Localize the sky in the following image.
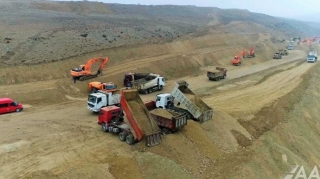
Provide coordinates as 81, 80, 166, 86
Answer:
55, 0, 320, 21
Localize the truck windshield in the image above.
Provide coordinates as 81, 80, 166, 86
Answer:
12, 101, 18, 106
156, 96, 161, 101
307, 55, 314, 58
88, 95, 96, 103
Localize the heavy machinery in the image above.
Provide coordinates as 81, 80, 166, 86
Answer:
124, 73, 166, 94
98, 89, 162, 147
144, 100, 187, 134
87, 90, 121, 112
273, 52, 282, 59
231, 50, 246, 66
245, 47, 255, 58
307, 51, 318, 63
207, 67, 227, 81
278, 49, 288, 56
99, 89, 161, 146
154, 80, 213, 123
88, 81, 117, 93
70, 57, 108, 82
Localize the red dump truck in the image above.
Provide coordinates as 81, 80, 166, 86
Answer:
144, 100, 187, 134
207, 67, 227, 81
98, 89, 162, 147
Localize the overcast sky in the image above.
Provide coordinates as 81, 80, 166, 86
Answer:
55, 0, 320, 21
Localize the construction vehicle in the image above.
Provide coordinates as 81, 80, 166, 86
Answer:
144, 100, 187, 134
307, 51, 318, 63
124, 73, 166, 94
278, 49, 288, 56
231, 50, 246, 66
88, 81, 117, 93
154, 80, 213, 123
273, 52, 282, 59
99, 89, 161, 146
207, 67, 227, 81
287, 44, 294, 50
98, 98, 161, 146
245, 47, 255, 58
70, 57, 108, 82
87, 90, 121, 112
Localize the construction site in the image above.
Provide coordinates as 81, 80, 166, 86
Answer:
1, 1, 320, 179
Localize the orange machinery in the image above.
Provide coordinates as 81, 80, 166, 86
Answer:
88, 81, 117, 93
70, 57, 108, 82
231, 50, 246, 66
246, 47, 255, 58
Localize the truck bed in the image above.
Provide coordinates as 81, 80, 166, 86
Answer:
127, 100, 160, 132
172, 80, 213, 123
149, 108, 175, 119
122, 89, 160, 133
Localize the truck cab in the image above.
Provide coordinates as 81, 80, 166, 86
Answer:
87, 91, 121, 112
155, 93, 175, 109
98, 106, 123, 125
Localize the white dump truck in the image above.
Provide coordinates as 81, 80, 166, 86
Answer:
154, 80, 213, 123
87, 90, 121, 112
307, 51, 318, 63
124, 72, 165, 94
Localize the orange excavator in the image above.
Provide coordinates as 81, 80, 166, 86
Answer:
70, 57, 108, 83
245, 47, 255, 58
231, 50, 246, 66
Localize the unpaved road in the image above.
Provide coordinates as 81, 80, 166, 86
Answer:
0, 47, 314, 179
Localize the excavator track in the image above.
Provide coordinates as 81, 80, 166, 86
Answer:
78, 75, 99, 81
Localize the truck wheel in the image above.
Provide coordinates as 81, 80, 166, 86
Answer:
102, 123, 108, 133
15, 108, 21, 112
119, 132, 127, 141
158, 86, 163, 91
126, 134, 135, 145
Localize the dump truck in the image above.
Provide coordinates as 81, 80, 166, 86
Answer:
144, 100, 187, 134
120, 89, 161, 146
88, 81, 117, 93
278, 49, 288, 56
273, 52, 282, 59
87, 90, 121, 112
98, 102, 161, 147
124, 73, 165, 94
307, 51, 318, 63
154, 80, 213, 123
207, 67, 227, 81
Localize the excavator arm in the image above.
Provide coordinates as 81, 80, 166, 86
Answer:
83, 57, 109, 74
70, 57, 109, 82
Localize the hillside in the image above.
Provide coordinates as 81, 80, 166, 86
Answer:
0, 1, 320, 179
0, 0, 319, 66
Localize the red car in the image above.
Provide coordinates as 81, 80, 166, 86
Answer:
0, 98, 23, 114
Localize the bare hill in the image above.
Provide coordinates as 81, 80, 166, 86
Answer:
0, 0, 319, 66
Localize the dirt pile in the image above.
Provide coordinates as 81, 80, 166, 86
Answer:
127, 100, 159, 133
149, 109, 174, 119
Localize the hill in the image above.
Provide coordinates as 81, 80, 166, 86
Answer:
0, 0, 319, 66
